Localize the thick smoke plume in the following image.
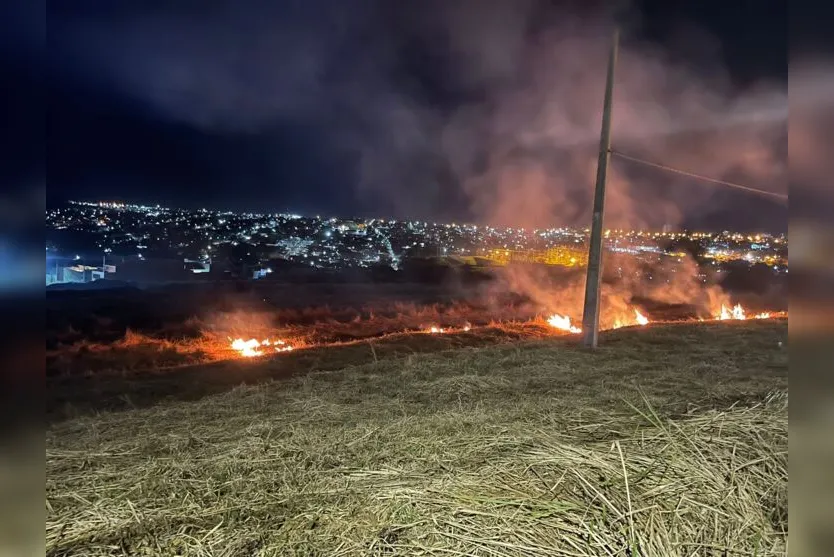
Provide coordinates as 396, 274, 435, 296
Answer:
789, 60, 834, 211
484, 252, 734, 328
59, 0, 790, 229
57, 0, 796, 320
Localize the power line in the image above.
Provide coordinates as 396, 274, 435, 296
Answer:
609, 149, 788, 202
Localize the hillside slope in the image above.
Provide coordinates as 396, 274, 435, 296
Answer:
47, 320, 788, 556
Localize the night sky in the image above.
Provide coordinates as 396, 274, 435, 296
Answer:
10, 0, 824, 231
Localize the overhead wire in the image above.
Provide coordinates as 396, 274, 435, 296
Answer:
609, 149, 788, 202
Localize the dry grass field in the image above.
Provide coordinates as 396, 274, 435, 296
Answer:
46, 319, 787, 556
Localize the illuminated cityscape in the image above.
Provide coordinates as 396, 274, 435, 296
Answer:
45, 200, 787, 284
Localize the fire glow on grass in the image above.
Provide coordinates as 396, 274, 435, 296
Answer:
547, 313, 582, 334
545, 304, 780, 335
428, 324, 472, 334
717, 304, 774, 321
230, 338, 294, 358
612, 309, 650, 329
549, 308, 649, 334
225, 306, 783, 358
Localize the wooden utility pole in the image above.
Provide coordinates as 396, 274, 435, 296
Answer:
581, 29, 619, 349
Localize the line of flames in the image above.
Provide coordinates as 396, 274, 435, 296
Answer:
546, 304, 776, 334
228, 304, 780, 357
428, 324, 472, 334
718, 303, 772, 321
229, 337, 295, 358
546, 308, 649, 334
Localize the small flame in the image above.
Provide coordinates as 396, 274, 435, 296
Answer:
427, 323, 471, 334
230, 338, 264, 357
718, 304, 747, 320
230, 337, 294, 357
611, 309, 649, 329
547, 314, 582, 334
273, 339, 294, 353
716, 304, 778, 321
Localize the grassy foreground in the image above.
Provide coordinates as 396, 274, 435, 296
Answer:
46, 320, 787, 556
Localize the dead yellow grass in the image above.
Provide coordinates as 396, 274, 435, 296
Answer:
46, 316, 559, 379
46, 320, 787, 555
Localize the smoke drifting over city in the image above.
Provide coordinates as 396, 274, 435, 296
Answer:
53, 0, 793, 231
790, 60, 834, 210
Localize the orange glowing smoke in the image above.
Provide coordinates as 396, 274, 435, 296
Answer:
230, 338, 294, 357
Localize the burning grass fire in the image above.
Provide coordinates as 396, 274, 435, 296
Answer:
427, 323, 472, 334
547, 308, 649, 334
546, 313, 582, 334
613, 309, 650, 329
220, 304, 783, 359
229, 338, 295, 358
543, 304, 780, 335
717, 304, 773, 321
